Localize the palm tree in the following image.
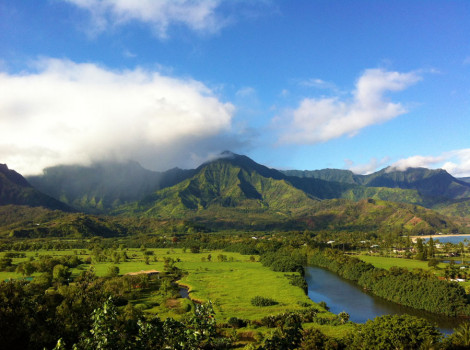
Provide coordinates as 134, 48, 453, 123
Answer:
454, 322, 470, 347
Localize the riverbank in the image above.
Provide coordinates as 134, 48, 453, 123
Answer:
305, 266, 463, 333
308, 249, 470, 318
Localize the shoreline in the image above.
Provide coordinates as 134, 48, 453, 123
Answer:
411, 234, 470, 241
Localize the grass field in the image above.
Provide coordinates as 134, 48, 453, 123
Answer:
1, 248, 321, 322
356, 255, 447, 271
356, 254, 470, 292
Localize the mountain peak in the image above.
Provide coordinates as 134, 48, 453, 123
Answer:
0, 163, 31, 188
220, 150, 238, 158
0, 164, 72, 211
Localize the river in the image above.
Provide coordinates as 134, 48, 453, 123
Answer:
305, 266, 465, 334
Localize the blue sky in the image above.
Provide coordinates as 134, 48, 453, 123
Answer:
1, 1, 470, 176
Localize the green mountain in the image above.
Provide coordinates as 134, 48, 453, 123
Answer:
359, 167, 470, 199
26, 153, 470, 217
0, 156, 461, 236
296, 198, 459, 236
282, 167, 470, 200
112, 153, 458, 235
130, 152, 319, 217
27, 161, 195, 212
0, 204, 167, 238
0, 164, 71, 211
283, 168, 358, 184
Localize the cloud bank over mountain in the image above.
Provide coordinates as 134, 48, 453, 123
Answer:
0, 58, 235, 174
391, 149, 470, 177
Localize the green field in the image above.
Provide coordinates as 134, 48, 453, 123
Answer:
356, 255, 447, 271
357, 254, 470, 291
2, 248, 323, 322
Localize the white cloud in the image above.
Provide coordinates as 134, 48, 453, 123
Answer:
0, 58, 235, 174
390, 155, 446, 171
64, 0, 226, 38
390, 149, 470, 177
345, 156, 390, 175
300, 78, 337, 91
276, 69, 421, 144
235, 86, 256, 97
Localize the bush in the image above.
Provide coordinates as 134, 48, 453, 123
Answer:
251, 296, 278, 307
227, 317, 247, 328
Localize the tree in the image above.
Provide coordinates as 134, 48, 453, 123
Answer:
76, 297, 121, 350
53, 264, 71, 284
106, 265, 120, 278
415, 238, 427, 261
349, 314, 442, 350
428, 237, 435, 258
261, 313, 303, 350
338, 311, 349, 324
428, 258, 439, 269
447, 322, 470, 348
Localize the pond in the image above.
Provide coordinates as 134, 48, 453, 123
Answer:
305, 266, 465, 334
179, 286, 189, 299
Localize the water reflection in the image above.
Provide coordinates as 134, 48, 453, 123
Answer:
305, 266, 464, 334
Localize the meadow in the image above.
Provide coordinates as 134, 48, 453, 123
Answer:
357, 254, 447, 271
1, 247, 322, 322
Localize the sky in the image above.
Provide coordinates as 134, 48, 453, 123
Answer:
1, 1, 470, 177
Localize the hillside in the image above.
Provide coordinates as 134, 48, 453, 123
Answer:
129, 153, 319, 217
27, 161, 195, 212
0, 164, 72, 211
283, 168, 359, 184
109, 153, 459, 235
282, 167, 470, 200
0, 156, 463, 236
296, 198, 458, 236
0, 204, 174, 238
360, 167, 470, 199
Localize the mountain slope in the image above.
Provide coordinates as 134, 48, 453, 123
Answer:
27, 161, 195, 212
296, 198, 458, 235
359, 167, 470, 199
113, 153, 459, 236
282, 167, 470, 201
0, 164, 72, 211
132, 154, 319, 217
283, 169, 359, 184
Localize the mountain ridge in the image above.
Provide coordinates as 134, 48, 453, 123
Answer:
0, 163, 72, 211
13, 152, 470, 219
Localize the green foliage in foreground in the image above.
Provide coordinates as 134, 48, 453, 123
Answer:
347, 314, 442, 350
53, 299, 228, 350
309, 249, 470, 317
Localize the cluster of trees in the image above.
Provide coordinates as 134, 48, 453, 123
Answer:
309, 249, 470, 316
0, 262, 188, 350
53, 299, 232, 350
260, 248, 306, 275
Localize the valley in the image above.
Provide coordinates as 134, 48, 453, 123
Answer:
3, 153, 470, 348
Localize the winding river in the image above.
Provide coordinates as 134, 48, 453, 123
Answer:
305, 266, 465, 334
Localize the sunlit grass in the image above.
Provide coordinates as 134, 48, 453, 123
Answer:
2, 248, 319, 322
357, 255, 446, 271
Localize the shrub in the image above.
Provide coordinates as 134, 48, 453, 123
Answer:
251, 296, 278, 307
227, 317, 247, 328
